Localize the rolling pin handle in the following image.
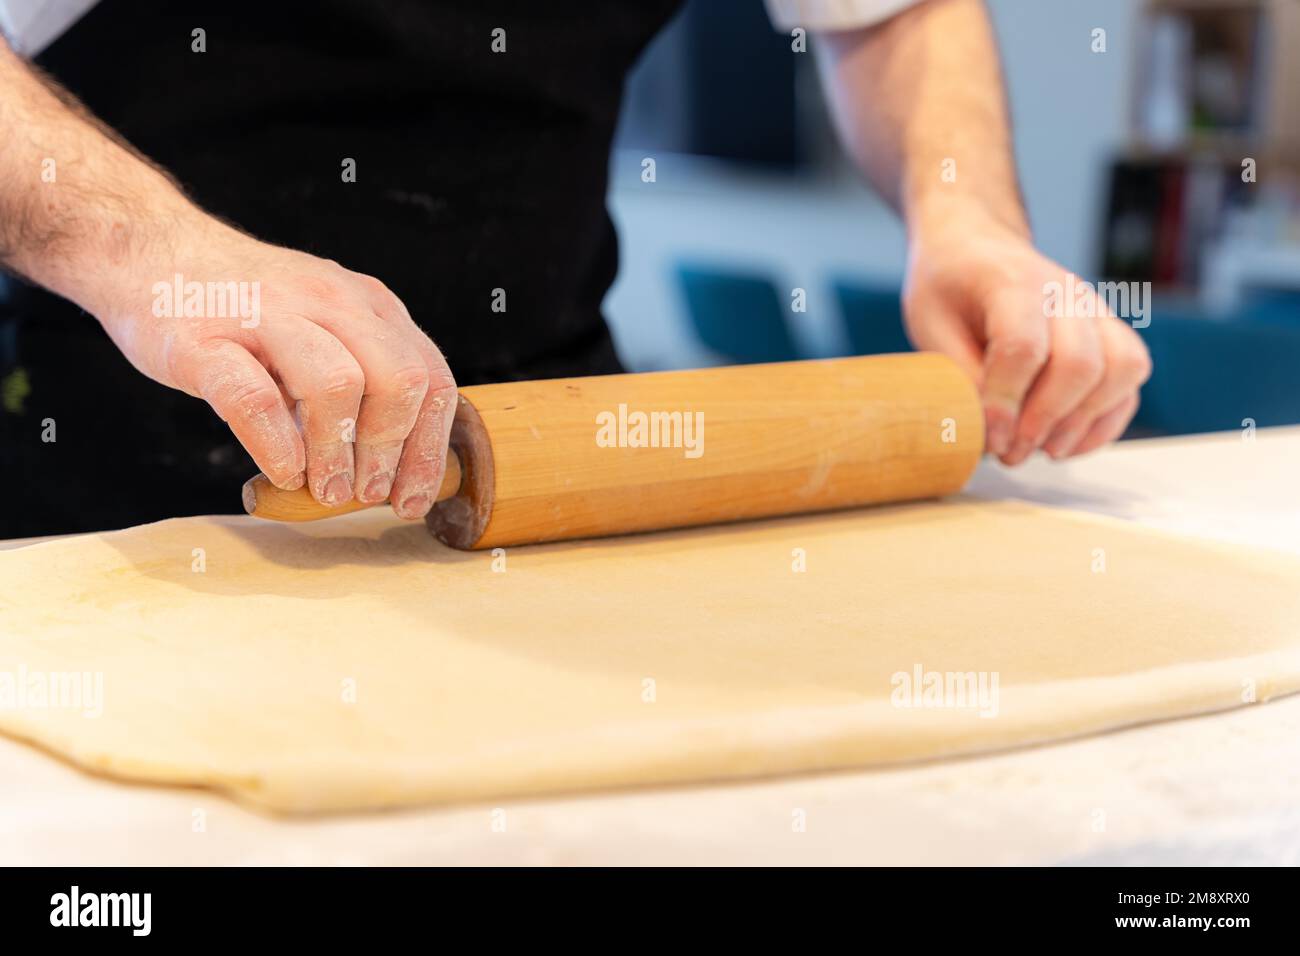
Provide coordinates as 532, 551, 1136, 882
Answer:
242, 449, 464, 522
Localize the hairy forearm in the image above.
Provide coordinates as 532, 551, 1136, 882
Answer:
0, 37, 210, 316
814, 0, 1030, 240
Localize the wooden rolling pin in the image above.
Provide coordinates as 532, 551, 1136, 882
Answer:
243, 353, 983, 550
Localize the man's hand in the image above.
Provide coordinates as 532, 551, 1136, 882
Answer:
812, 0, 1150, 464
0, 36, 455, 518
904, 209, 1150, 465
100, 217, 458, 518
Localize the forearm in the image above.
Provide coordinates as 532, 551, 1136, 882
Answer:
0, 36, 211, 316
811, 0, 1150, 465
814, 0, 1029, 240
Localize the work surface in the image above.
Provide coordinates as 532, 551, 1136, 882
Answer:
4, 428, 1300, 864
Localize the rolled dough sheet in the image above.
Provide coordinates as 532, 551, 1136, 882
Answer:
2, 499, 1299, 814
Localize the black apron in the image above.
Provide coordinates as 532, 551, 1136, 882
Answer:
0, 0, 683, 536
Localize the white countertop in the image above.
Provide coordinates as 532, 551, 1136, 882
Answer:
4, 427, 1299, 865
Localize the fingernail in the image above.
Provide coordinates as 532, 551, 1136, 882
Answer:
282, 472, 305, 491
986, 420, 1012, 457
398, 493, 431, 518
1044, 433, 1078, 460
323, 474, 351, 506
363, 474, 393, 502
1006, 437, 1035, 463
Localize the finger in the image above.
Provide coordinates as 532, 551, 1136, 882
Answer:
1001, 309, 1104, 466
389, 345, 458, 520
1068, 393, 1140, 458
905, 299, 985, 388
1043, 319, 1152, 459
179, 340, 305, 489
312, 312, 430, 504
258, 318, 365, 507
979, 288, 1050, 457
342, 275, 456, 517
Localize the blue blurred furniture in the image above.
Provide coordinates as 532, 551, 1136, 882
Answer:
831, 278, 1300, 437
1134, 305, 1300, 435
676, 265, 800, 363
1237, 288, 1300, 329
675, 263, 1300, 437
833, 279, 913, 355
676, 267, 914, 363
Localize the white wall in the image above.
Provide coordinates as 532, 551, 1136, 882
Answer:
987, 0, 1138, 269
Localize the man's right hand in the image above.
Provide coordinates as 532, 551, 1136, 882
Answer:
99, 217, 458, 520
0, 37, 456, 520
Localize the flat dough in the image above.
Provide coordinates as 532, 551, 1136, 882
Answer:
2, 499, 1299, 814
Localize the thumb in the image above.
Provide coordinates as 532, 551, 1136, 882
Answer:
905, 297, 985, 389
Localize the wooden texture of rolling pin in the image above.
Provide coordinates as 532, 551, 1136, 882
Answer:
242, 353, 983, 549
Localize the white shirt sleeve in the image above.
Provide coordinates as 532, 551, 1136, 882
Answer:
763, 0, 928, 32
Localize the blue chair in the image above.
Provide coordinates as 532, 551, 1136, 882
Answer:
676, 265, 800, 363
832, 279, 912, 356
1135, 308, 1300, 435
832, 282, 1300, 437
1238, 288, 1300, 329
